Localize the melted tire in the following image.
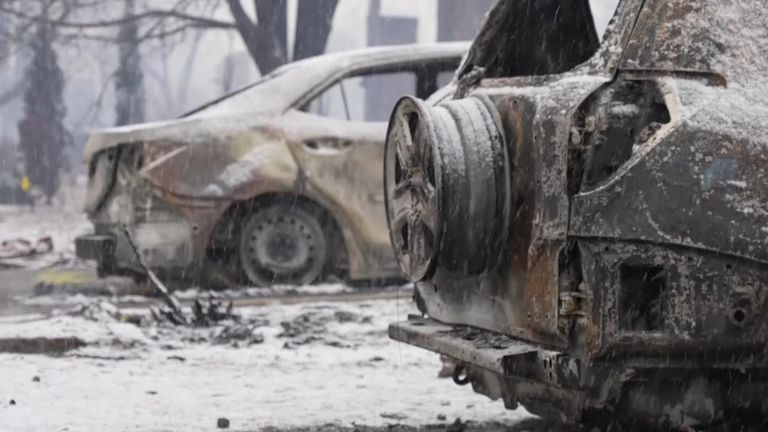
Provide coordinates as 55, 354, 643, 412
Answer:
238, 203, 329, 287
384, 95, 510, 281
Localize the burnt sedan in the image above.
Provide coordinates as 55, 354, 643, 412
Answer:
76, 43, 466, 287
386, 0, 768, 429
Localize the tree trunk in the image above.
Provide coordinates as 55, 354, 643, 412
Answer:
226, 0, 287, 75
17, 13, 69, 201
115, 0, 146, 126
293, 0, 338, 61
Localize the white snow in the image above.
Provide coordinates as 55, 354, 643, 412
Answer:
0, 316, 144, 345
0, 176, 92, 270
173, 282, 367, 300
0, 295, 533, 431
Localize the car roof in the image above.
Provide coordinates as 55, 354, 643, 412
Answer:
185, 41, 470, 118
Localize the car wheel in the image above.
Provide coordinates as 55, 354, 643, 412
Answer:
238, 203, 329, 286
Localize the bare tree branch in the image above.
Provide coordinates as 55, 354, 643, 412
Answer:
225, 0, 286, 74
0, 5, 235, 30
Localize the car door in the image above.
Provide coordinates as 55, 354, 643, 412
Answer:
285, 61, 459, 275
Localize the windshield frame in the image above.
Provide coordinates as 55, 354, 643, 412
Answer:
458, 0, 642, 82
180, 64, 299, 118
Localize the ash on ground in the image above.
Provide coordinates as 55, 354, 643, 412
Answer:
0, 291, 530, 431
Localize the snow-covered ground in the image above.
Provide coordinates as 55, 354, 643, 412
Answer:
0, 295, 533, 432
0, 176, 92, 270
0, 178, 531, 431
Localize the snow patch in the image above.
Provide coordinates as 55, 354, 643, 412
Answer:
0, 296, 532, 431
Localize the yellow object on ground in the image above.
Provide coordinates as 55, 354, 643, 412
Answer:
34, 269, 98, 286
20, 176, 31, 193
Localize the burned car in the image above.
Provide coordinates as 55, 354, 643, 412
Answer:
76, 43, 467, 286
386, 0, 768, 428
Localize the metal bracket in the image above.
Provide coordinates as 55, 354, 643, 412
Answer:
559, 291, 587, 317
389, 316, 540, 375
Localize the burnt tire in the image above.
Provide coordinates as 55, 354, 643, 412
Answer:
238, 203, 330, 287
384, 95, 510, 281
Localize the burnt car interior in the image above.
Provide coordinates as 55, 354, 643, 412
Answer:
574, 78, 671, 191
302, 61, 459, 122
464, 0, 601, 79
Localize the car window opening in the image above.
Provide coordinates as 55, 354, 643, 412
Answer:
306, 71, 418, 122
466, 0, 621, 79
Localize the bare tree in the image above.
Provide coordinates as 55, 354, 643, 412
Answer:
226, 0, 287, 75
0, 0, 339, 75
17, 10, 70, 202
294, 0, 338, 61
225, 0, 338, 74
115, 0, 145, 125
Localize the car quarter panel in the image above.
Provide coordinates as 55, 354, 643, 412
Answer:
131, 111, 397, 280
279, 110, 398, 279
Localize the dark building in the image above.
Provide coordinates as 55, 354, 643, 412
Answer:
364, 0, 419, 121
366, 0, 419, 46
437, 0, 494, 42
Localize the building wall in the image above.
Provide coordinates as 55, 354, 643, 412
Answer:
437, 0, 494, 42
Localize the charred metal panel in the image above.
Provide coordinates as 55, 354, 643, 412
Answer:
458, 0, 644, 79
579, 241, 768, 358
385, 0, 768, 427
459, 0, 600, 78
139, 129, 298, 200
283, 112, 397, 278
571, 102, 768, 264
389, 317, 540, 374
620, 0, 768, 83
413, 76, 612, 350
397, 0, 646, 351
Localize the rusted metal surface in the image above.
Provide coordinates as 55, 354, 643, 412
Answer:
385, 0, 768, 428
389, 317, 539, 375
77, 43, 468, 286
0, 337, 85, 354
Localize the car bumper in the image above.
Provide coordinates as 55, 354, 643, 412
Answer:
77, 220, 196, 277
75, 234, 116, 262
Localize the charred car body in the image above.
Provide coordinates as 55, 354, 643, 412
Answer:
76, 43, 466, 286
386, 0, 768, 428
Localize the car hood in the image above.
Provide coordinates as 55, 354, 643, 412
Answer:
83, 113, 273, 163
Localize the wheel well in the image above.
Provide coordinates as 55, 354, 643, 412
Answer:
207, 193, 349, 275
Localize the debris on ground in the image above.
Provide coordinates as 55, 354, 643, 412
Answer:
122, 226, 240, 328
217, 417, 231, 429
333, 310, 361, 323
0, 236, 53, 259
64, 300, 120, 322
0, 295, 527, 431
279, 312, 325, 339
33, 272, 149, 298
380, 412, 408, 421
256, 420, 527, 432
446, 418, 466, 432
278, 308, 373, 348
213, 323, 265, 347
0, 336, 85, 354
150, 294, 239, 327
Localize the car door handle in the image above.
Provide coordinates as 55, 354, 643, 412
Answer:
303, 139, 353, 153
